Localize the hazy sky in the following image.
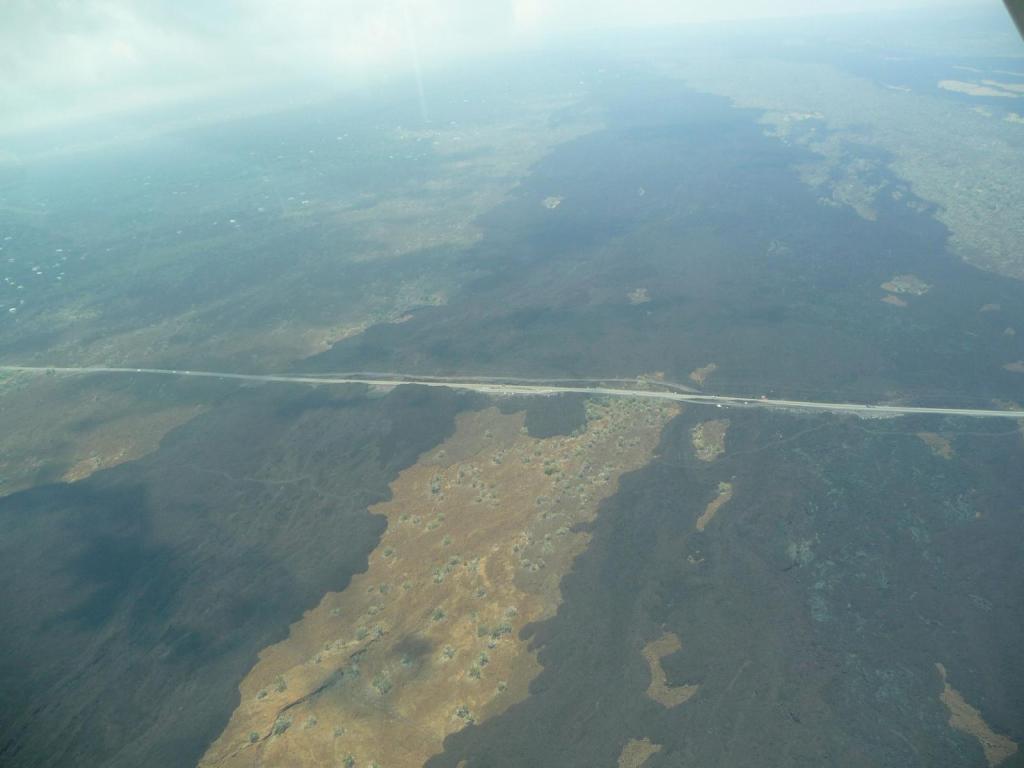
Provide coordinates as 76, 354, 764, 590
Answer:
0, 0, 993, 137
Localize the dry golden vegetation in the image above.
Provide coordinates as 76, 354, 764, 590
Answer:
201, 398, 677, 768
60, 405, 203, 482
691, 419, 729, 462
617, 737, 663, 768
936, 663, 1018, 767
696, 481, 734, 531
642, 632, 699, 708
916, 432, 954, 460
688, 362, 718, 386
0, 370, 204, 495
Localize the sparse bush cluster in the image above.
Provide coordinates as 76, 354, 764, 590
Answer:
371, 674, 392, 696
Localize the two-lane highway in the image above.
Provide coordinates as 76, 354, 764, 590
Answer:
2, 365, 1022, 420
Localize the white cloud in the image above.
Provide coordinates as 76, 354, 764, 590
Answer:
0, 0, 993, 137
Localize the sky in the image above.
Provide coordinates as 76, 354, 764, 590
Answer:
0, 0, 996, 138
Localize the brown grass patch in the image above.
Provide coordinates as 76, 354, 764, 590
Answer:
60, 405, 203, 483
917, 432, 953, 460
688, 362, 717, 386
617, 737, 663, 768
0, 370, 205, 495
936, 663, 1018, 766
201, 399, 677, 768
696, 481, 734, 531
692, 419, 729, 462
642, 632, 699, 708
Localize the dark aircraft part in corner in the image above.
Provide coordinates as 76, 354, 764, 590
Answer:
1006, 0, 1024, 40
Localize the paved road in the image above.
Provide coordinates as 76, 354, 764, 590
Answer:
3, 365, 1023, 420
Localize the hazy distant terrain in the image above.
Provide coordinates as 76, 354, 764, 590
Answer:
1, 7, 1022, 768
